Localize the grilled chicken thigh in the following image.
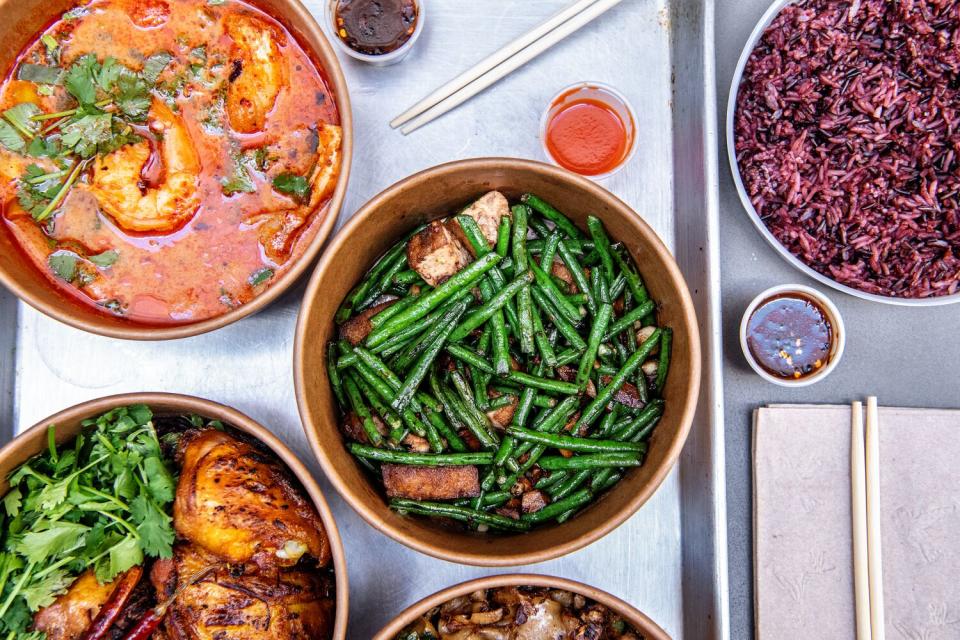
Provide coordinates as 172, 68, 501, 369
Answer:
173, 429, 330, 568
154, 429, 335, 639
150, 543, 334, 640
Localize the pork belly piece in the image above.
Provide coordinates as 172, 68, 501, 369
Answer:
406, 220, 472, 287
381, 464, 480, 500
521, 490, 549, 514
338, 298, 396, 345
485, 393, 518, 430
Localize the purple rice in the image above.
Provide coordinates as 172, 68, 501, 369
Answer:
734, 0, 960, 298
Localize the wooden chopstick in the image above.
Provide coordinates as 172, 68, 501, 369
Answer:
850, 401, 871, 640
865, 396, 886, 640
390, 0, 604, 129
396, 0, 626, 134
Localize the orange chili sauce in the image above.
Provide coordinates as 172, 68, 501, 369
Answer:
545, 97, 629, 176
0, 0, 340, 325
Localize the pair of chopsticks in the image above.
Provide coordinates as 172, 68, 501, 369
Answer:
851, 397, 885, 640
390, 0, 625, 134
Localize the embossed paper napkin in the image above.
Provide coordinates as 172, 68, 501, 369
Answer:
753, 404, 960, 639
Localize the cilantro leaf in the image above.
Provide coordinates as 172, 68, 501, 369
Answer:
0, 119, 25, 152
36, 479, 69, 510
3, 103, 42, 137
272, 172, 311, 204
2, 487, 21, 517
17, 164, 64, 219
142, 51, 174, 84
17, 63, 63, 85
48, 252, 78, 282
142, 455, 175, 504
64, 54, 99, 105
88, 249, 119, 268
249, 267, 274, 287
21, 568, 72, 610
26, 135, 60, 157
96, 57, 122, 92
60, 113, 113, 157
16, 522, 88, 564
130, 494, 174, 558
105, 535, 143, 582
220, 153, 256, 195
114, 71, 151, 120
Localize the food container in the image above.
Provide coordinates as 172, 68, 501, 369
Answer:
0, 392, 349, 639
372, 574, 671, 640
294, 157, 701, 566
726, 0, 960, 307
739, 283, 845, 387
539, 81, 638, 179
0, 0, 354, 339
324, 0, 425, 66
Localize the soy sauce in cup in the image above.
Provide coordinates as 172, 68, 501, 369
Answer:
739, 284, 845, 387
746, 293, 832, 380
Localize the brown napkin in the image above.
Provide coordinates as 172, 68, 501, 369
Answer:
753, 404, 960, 639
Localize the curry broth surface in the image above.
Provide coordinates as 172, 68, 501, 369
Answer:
0, 0, 340, 324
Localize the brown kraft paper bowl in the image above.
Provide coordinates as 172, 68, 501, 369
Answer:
294, 158, 701, 566
0, 392, 349, 639
0, 0, 352, 340
373, 573, 672, 639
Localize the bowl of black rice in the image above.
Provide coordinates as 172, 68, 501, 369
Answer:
728, 0, 960, 305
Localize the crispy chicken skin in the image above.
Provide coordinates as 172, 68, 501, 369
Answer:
225, 13, 286, 133
174, 429, 330, 568
381, 464, 481, 500
151, 543, 334, 640
32, 570, 115, 640
407, 220, 472, 287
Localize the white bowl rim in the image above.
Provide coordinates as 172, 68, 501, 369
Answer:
725, 0, 960, 307
739, 283, 846, 387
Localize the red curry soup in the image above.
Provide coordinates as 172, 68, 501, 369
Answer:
0, 0, 342, 324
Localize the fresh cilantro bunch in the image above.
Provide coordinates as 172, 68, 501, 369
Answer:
0, 405, 176, 637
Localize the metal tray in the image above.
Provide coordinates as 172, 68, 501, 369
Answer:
0, 1, 727, 637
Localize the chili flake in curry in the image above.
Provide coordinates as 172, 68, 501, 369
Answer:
0, 0, 342, 324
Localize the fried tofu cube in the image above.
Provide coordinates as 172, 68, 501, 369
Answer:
338, 299, 396, 346
381, 464, 481, 500
459, 191, 511, 246
406, 220, 472, 287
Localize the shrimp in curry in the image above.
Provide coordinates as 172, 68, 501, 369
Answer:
0, 0, 342, 324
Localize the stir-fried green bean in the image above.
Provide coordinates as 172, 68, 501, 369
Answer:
329, 193, 676, 531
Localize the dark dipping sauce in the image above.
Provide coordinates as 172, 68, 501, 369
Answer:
746, 293, 833, 380
334, 0, 418, 55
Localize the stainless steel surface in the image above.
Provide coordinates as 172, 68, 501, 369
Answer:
725, 0, 960, 307
0, 1, 726, 637
718, 1, 960, 639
